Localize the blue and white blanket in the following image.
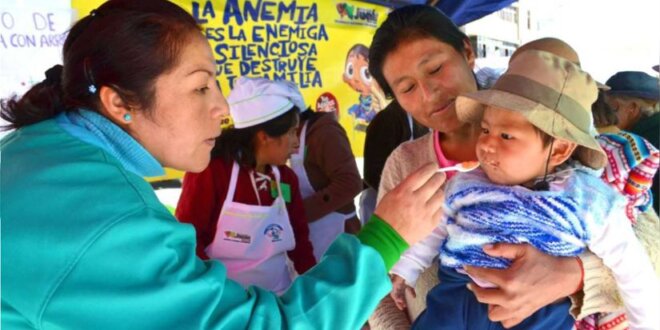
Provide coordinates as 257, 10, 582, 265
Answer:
440, 162, 626, 269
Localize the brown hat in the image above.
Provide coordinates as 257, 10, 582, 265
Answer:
457, 50, 607, 169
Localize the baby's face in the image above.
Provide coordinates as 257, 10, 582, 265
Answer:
476, 106, 551, 186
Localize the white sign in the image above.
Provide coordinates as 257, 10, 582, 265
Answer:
0, 0, 74, 136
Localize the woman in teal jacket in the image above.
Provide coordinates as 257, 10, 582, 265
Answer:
0, 0, 446, 329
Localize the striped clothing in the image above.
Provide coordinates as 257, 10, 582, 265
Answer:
598, 131, 660, 224
441, 164, 617, 269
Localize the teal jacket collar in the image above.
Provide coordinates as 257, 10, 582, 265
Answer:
56, 109, 164, 177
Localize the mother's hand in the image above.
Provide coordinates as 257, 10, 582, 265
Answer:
374, 163, 445, 245
464, 243, 582, 328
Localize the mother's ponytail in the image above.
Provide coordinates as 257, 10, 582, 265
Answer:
1, 65, 66, 130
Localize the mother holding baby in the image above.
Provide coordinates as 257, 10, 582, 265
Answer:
366, 4, 660, 329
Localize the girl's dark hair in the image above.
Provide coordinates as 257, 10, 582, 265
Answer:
213, 107, 300, 168
0, 0, 200, 130
369, 5, 468, 98
298, 107, 316, 122
591, 90, 619, 128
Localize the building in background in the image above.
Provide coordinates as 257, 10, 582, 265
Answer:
462, 0, 537, 62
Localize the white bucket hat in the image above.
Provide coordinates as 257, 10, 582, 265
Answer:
228, 77, 306, 128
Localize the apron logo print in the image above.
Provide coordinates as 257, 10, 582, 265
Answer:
223, 231, 251, 244
264, 224, 284, 242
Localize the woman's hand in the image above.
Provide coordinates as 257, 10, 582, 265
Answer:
390, 274, 416, 311
464, 243, 582, 328
374, 163, 445, 245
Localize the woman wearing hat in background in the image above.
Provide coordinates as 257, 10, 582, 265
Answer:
605, 71, 660, 213
290, 104, 363, 261
366, 5, 660, 329
176, 77, 316, 294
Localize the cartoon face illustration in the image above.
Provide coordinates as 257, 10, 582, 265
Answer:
264, 224, 284, 242
343, 44, 373, 97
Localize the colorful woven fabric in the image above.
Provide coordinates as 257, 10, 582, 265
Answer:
439, 163, 625, 269
575, 311, 629, 330
598, 132, 660, 224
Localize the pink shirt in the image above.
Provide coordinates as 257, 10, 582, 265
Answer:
433, 130, 459, 180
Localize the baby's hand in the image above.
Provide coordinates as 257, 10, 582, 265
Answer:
390, 274, 416, 311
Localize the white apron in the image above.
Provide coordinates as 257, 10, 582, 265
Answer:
205, 162, 295, 294
290, 121, 347, 261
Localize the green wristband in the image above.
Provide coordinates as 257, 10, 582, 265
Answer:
357, 215, 409, 270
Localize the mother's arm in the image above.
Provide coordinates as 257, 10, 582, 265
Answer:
465, 208, 660, 328
464, 244, 582, 328
575, 208, 660, 318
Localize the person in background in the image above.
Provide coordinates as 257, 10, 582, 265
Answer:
176, 77, 315, 294
591, 90, 620, 133
287, 87, 362, 260
605, 71, 660, 213
360, 100, 428, 223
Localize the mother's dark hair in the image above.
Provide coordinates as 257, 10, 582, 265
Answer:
368, 5, 468, 98
1, 0, 200, 129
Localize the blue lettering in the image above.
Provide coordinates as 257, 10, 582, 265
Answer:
192, 2, 207, 24
228, 25, 246, 41
265, 23, 277, 42
205, 27, 225, 42
223, 0, 243, 25
262, 59, 272, 72
316, 24, 328, 41
273, 71, 286, 81
214, 44, 228, 65
227, 76, 238, 89
1, 12, 15, 29
243, 0, 261, 23
10, 34, 36, 47
306, 4, 318, 23
228, 45, 240, 60
261, 1, 276, 21
239, 61, 250, 75
252, 26, 264, 42
308, 43, 317, 56
277, 1, 296, 22
306, 57, 317, 71
223, 64, 234, 75
202, 1, 216, 18
222, 1, 319, 25
311, 71, 322, 87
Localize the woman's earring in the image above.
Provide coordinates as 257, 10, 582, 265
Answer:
123, 113, 132, 122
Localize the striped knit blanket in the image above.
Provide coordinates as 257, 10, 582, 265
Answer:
440, 163, 626, 269
598, 131, 659, 224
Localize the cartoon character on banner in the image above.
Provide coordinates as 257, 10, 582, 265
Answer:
342, 44, 388, 132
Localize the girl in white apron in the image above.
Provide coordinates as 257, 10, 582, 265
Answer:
290, 109, 363, 261
176, 77, 316, 295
